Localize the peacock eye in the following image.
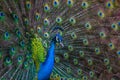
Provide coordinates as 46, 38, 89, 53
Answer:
95, 47, 100, 55
88, 59, 93, 66
67, 0, 74, 7
83, 39, 89, 45
73, 58, 78, 65
37, 26, 41, 33
111, 23, 118, 30
26, 1, 31, 9
69, 17, 76, 25
35, 13, 40, 20
77, 69, 82, 75
5, 32, 9, 37
13, 14, 18, 19
17, 56, 23, 64
106, 1, 113, 8
107, 65, 112, 72
82, 76, 88, 80
20, 40, 25, 47
55, 56, 60, 63
16, 29, 21, 38
5, 57, 12, 65
0, 12, 5, 17
44, 32, 49, 38
44, 4, 50, 12
99, 32, 106, 38
24, 61, 29, 68
4, 32, 10, 40
44, 18, 50, 26
79, 51, 84, 57
98, 10, 105, 18
67, 67, 71, 73
89, 71, 94, 78
118, 21, 120, 26
24, 18, 29, 25
71, 32, 77, 39
56, 16, 62, 24
18, 56, 22, 61
64, 53, 69, 59
68, 45, 73, 51
117, 50, 120, 55
81, 1, 89, 9
108, 42, 115, 50
10, 47, 16, 56
6, 58, 10, 63
104, 58, 110, 65
85, 22, 92, 30
53, 0, 59, 7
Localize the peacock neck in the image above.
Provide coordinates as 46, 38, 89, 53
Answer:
44, 41, 55, 65
38, 41, 55, 80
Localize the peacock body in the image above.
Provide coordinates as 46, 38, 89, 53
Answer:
0, 0, 120, 80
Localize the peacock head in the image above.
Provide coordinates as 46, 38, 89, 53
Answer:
52, 27, 64, 47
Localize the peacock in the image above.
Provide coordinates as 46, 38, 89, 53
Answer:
0, 0, 120, 80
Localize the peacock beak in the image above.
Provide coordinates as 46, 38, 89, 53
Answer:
60, 42, 64, 47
